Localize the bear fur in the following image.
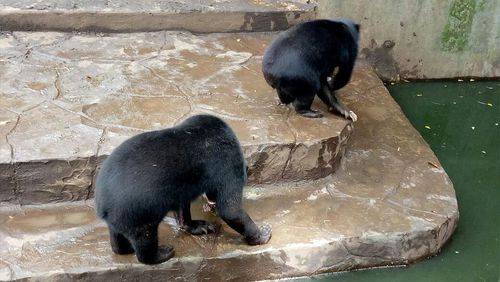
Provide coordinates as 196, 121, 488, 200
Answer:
262, 19, 360, 120
95, 114, 271, 265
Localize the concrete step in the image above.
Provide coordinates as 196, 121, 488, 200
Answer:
0, 29, 459, 279
0, 0, 316, 33
0, 75, 459, 279
0, 31, 357, 205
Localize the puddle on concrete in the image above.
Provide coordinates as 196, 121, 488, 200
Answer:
3, 205, 95, 234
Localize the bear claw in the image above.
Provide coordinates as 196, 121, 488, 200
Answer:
298, 110, 323, 118
139, 246, 175, 265
246, 224, 272, 245
184, 220, 217, 235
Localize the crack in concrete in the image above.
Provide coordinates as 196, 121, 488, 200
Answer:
104, 123, 146, 133
133, 31, 169, 64
238, 54, 254, 66
5, 115, 20, 164
167, 97, 192, 125
14, 101, 47, 116
86, 127, 107, 200
57, 159, 92, 201
33, 51, 146, 65
138, 63, 195, 125
340, 239, 399, 262
13, 31, 72, 50
22, 47, 32, 61
0, 258, 14, 280
324, 185, 379, 203
0, 32, 28, 61
19, 32, 72, 66
1, 112, 24, 206
280, 145, 295, 180
183, 257, 209, 281
50, 101, 102, 129
53, 70, 62, 99
307, 253, 357, 278
385, 199, 448, 219
129, 94, 185, 99
241, 64, 261, 76
25, 31, 163, 65
30, 102, 109, 201
381, 162, 412, 201
28, 51, 69, 64
197, 53, 255, 90
281, 107, 298, 180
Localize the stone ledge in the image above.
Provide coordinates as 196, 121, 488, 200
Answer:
0, 153, 458, 280
0, 31, 360, 205
0, 0, 316, 33
0, 64, 459, 279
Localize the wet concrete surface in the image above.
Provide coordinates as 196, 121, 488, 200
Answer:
0, 0, 316, 33
0, 0, 312, 12
0, 31, 356, 205
309, 81, 498, 282
0, 57, 458, 280
0, 126, 458, 280
0, 29, 459, 280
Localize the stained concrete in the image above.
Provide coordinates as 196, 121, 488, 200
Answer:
0, 66, 459, 279
0, 29, 459, 279
0, 31, 357, 205
318, 0, 499, 80
0, 0, 316, 33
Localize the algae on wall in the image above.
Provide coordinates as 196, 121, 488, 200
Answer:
441, 0, 478, 52
318, 0, 499, 79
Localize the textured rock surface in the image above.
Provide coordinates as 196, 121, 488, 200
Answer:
318, 0, 499, 80
0, 29, 459, 279
0, 31, 354, 204
0, 0, 316, 33
0, 76, 459, 279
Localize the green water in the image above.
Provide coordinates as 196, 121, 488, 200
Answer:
303, 81, 500, 282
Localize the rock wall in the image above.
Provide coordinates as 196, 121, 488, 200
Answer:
318, 0, 499, 80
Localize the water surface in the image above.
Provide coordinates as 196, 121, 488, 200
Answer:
302, 81, 500, 282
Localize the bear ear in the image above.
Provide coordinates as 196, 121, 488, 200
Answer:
355, 24, 360, 32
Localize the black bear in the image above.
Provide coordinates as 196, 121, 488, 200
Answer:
262, 19, 360, 120
95, 114, 271, 265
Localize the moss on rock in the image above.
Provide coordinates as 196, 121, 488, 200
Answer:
441, 0, 477, 52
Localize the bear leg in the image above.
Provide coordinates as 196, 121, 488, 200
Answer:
128, 224, 174, 265
218, 205, 272, 245
319, 84, 357, 121
293, 94, 323, 118
109, 229, 134, 255
177, 201, 217, 235
276, 88, 294, 104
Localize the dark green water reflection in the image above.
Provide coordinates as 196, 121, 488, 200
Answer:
302, 81, 500, 282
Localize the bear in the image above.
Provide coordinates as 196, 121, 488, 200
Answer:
262, 18, 360, 120
95, 114, 272, 265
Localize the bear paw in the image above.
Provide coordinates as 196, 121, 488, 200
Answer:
138, 245, 175, 265
246, 224, 272, 245
298, 109, 323, 119
184, 220, 217, 235
348, 110, 358, 122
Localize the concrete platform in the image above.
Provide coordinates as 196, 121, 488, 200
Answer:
0, 30, 459, 279
0, 74, 458, 280
0, 0, 316, 33
0, 31, 355, 205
